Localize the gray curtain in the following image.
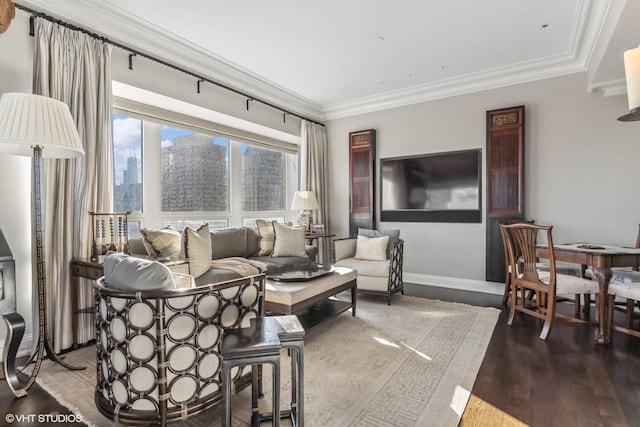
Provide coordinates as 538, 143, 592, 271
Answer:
33, 19, 113, 351
302, 121, 330, 263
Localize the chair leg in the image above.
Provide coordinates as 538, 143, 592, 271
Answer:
574, 294, 580, 317
539, 305, 554, 340
582, 294, 591, 314
501, 276, 510, 305
608, 294, 616, 340
507, 285, 517, 326
626, 298, 634, 328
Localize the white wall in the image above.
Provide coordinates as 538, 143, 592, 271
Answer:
0, 11, 36, 355
326, 72, 640, 292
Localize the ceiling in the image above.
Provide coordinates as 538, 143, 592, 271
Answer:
16, 0, 640, 120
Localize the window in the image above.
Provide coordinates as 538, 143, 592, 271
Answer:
113, 114, 142, 213
112, 112, 297, 234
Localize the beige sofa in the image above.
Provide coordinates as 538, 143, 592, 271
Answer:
128, 224, 319, 286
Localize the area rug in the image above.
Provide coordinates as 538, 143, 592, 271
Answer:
36, 295, 499, 426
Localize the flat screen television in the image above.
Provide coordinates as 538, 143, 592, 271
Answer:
381, 149, 482, 223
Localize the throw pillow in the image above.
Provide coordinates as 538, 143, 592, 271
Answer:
358, 228, 400, 259
141, 226, 182, 260
354, 235, 389, 261
103, 251, 179, 291
271, 221, 308, 258
182, 223, 212, 278
255, 219, 276, 256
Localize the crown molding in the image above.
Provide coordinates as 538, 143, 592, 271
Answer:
322, 55, 587, 120
17, 0, 325, 121
18, 0, 615, 123
587, 79, 627, 97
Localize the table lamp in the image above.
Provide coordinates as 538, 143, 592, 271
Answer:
0, 92, 85, 397
291, 190, 318, 233
618, 44, 640, 122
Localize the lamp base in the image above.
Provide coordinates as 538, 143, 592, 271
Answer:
297, 211, 311, 232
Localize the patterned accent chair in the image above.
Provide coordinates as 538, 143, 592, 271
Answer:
93, 274, 265, 426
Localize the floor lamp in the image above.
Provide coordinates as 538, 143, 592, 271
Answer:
0, 92, 85, 397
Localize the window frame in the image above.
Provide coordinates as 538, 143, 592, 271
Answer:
113, 99, 300, 232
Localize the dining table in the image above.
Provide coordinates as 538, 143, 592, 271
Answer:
536, 243, 640, 345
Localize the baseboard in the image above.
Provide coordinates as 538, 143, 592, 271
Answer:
404, 273, 504, 296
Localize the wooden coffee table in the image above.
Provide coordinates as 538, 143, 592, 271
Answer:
264, 266, 357, 330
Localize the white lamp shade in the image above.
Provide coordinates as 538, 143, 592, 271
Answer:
0, 93, 84, 158
619, 44, 640, 122
291, 190, 319, 210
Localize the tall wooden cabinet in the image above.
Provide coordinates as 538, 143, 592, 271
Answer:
485, 106, 525, 282
349, 130, 376, 236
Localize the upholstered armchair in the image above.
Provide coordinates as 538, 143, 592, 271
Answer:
332, 230, 404, 305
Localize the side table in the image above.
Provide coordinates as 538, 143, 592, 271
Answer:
70, 258, 103, 349
304, 233, 335, 265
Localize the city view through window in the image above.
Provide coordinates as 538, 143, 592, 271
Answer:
113, 114, 289, 233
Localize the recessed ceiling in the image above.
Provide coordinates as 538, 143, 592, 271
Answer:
16, 0, 635, 120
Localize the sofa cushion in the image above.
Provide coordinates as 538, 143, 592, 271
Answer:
272, 222, 308, 258
210, 227, 247, 260
183, 223, 212, 278
246, 227, 260, 257
141, 226, 182, 260
103, 251, 195, 291
358, 228, 400, 259
335, 257, 390, 277
194, 268, 244, 286
128, 235, 150, 256
354, 235, 389, 261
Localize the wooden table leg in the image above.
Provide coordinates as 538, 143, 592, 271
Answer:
592, 265, 612, 345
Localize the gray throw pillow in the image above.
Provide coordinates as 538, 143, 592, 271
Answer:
272, 221, 308, 258
358, 228, 400, 259
103, 251, 178, 291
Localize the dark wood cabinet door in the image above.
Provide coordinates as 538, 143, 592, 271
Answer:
486, 106, 525, 282
349, 130, 376, 236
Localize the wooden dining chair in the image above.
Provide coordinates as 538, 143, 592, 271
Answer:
499, 219, 534, 305
607, 283, 640, 339
501, 223, 600, 340
500, 220, 584, 315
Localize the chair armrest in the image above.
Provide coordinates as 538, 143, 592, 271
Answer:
390, 239, 404, 269
333, 237, 357, 263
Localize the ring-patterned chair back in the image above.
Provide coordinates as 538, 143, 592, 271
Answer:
94, 274, 265, 426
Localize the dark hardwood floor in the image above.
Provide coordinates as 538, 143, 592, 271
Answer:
2, 285, 639, 426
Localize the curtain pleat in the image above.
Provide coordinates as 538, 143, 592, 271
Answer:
33, 19, 113, 352
302, 121, 330, 263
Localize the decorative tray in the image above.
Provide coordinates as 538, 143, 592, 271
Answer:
267, 265, 335, 282
576, 244, 605, 250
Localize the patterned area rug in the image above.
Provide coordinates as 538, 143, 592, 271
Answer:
36, 295, 499, 426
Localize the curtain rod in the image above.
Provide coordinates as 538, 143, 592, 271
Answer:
14, 2, 325, 127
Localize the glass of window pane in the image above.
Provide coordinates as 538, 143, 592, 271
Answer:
241, 144, 286, 212
160, 128, 229, 213
113, 114, 143, 213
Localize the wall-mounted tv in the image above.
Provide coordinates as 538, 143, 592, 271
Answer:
381, 149, 482, 223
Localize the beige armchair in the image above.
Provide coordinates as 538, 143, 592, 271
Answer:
332, 235, 404, 304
